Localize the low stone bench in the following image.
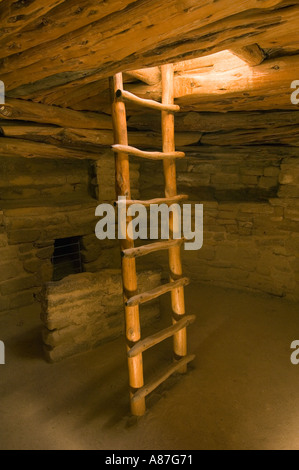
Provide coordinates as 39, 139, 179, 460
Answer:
41, 269, 162, 362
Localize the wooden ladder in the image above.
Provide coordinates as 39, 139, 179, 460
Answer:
110, 64, 195, 416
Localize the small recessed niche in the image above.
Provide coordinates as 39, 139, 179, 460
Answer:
51, 236, 83, 281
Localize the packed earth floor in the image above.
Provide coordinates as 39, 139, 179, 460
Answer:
0, 283, 298, 450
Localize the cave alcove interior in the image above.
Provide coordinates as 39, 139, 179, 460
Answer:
0, 0, 298, 450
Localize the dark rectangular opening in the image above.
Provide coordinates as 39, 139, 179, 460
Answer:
51, 236, 83, 281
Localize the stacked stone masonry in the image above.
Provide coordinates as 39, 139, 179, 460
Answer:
0, 152, 139, 315
0, 203, 121, 314
0, 123, 298, 361
41, 269, 162, 362
140, 146, 299, 301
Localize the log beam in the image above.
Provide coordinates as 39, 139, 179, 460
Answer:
124, 67, 161, 86
0, 0, 137, 58
0, 0, 294, 96
0, 98, 112, 130
230, 44, 267, 66
126, 54, 299, 112
0, 123, 202, 151
0, 137, 98, 160
0, 0, 65, 40
128, 110, 299, 146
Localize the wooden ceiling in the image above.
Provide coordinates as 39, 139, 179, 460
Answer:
0, 0, 298, 111
0, 0, 298, 162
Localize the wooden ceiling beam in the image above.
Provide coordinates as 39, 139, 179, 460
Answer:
128, 109, 299, 146
120, 54, 299, 112
0, 0, 137, 59
175, 55, 299, 112
229, 44, 267, 66
124, 67, 161, 86
0, 0, 291, 95
21, 79, 109, 108
24, 51, 298, 113
0, 136, 99, 160
129, 108, 299, 131
0, 98, 112, 129
0, 122, 202, 152
0, 0, 65, 40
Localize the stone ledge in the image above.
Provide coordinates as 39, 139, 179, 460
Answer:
41, 269, 162, 362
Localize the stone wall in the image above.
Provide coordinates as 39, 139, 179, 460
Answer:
41, 269, 162, 362
0, 203, 98, 314
140, 145, 299, 301
1, 125, 298, 354
0, 210, 41, 312
185, 199, 299, 301
91, 149, 140, 203
0, 152, 134, 315
140, 146, 287, 202
0, 157, 91, 208
0, 151, 166, 363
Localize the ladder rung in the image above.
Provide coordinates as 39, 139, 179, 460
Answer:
114, 195, 189, 207
126, 277, 190, 307
112, 144, 185, 160
128, 315, 196, 358
122, 238, 185, 259
131, 354, 195, 403
116, 89, 180, 112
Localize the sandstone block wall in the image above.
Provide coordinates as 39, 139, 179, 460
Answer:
0, 203, 98, 314
0, 152, 163, 364
184, 200, 299, 300
0, 153, 130, 316
140, 146, 299, 301
0, 210, 41, 311
41, 269, 162, 362
0, 157, 91, 208
91, 150, 140, 203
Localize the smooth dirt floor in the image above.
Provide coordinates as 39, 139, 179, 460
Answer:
0, 283, 298, 450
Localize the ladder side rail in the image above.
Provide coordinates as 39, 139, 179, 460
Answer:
161, 64, 188, 373
110, 73, 146, 417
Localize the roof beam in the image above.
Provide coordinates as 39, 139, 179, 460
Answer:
0, 0, 136, 58
230, 44, 266, 66
0, 98, 112, 129
0, 122, 201, 152
124, 54, 299, 113
124, 67, 161, 86
0, 137, 98, 160
0, 0, 291, 95
0, 0, 65, 39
